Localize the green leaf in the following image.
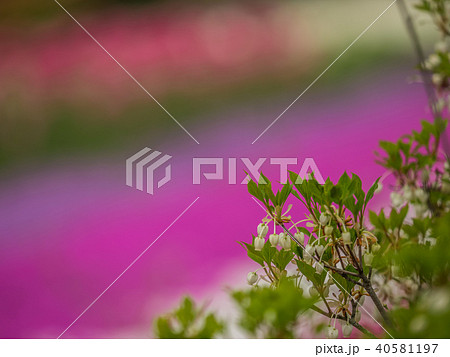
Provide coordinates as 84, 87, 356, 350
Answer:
338, 171, 351, 189
296, 260, 317, 285
176, 297, 196, 329
321, 245, 332, 263
273, 249, 294, 271
330, 185, 342, 205
248, 179, 264, 202
259, 173, 276, 204
369, 210, 381, 229
279, 182, 293, 205
365, 177, 381, 208
390, 205, 408, 229
238, 241, 265, 266
331, 272, 355, 296
261, 241, 277, 264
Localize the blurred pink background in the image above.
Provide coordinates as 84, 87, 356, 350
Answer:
0, 0, 432, 338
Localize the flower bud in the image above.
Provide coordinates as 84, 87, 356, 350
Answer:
359, 295, 365, 305
404, 279, 418, 294
319, 213, 330, 226
323, 285, 330, 297
309, 286, 319, 297
247, 272, 258, 285
294, 231, 305, 245
327, 326, 338, 339
414, 204, 427, 216
342, 323, 353, 338
403, 186, 414, 201
355, 310, 361, 323
428, 53, 441, 67
372, 243, 381, 253
305, 244, 315, 257
374, 182, 383, 194
415, 189, 427, 203
257, 223, 269, 238
254, 237, 265, 251
364, 253, 374, 266
279, 233, 291, 251
315, 263, 324, 274
410, 315, 427, 333
342, 231, 351, 245
324, 226, 333, 236
390, 192, 403, 207
425, 289, 450, 313
432, 73, 443, 86
269, 234, 279, 247
315, 245, 325, 257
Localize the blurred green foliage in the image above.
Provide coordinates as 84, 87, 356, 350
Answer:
154, 297, 224, 338
231, 280, 315, 338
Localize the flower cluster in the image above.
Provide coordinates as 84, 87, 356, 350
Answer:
245, 170, 388, 338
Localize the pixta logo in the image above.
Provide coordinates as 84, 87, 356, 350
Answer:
193, 157, 324, 185
126, 148, 324, 195
126, 148, 172, 195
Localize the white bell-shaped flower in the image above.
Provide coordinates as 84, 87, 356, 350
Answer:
309, 285, 319, 297
415, 188, 427, 203
319, 213, 330, 226
342, 231, 351, 245
247, 272, 258, 285
390, 191, 403, 207
305, 244, 315, 258
279, 233, 291, 251
315, 263, 324, 274
315, 245, 325, 257
342, 323, 353, 338
372, 243, 381, 253
403, 186, 414, 201
327, 326, 339, 339
432, 73, 443, 86
254, 237, 265, 251
364, 253, 374, 266
269, 234, 279, 247
294, 231, 305, 245
257, 223, 269, 238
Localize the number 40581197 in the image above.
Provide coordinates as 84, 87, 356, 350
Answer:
375, 344, 438, 354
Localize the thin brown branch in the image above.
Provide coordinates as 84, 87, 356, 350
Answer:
311, 305, 376, 338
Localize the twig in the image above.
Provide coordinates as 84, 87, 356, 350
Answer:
311, 305, 376, 338
361, 275, 393, 328
397, 0, 450, 156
